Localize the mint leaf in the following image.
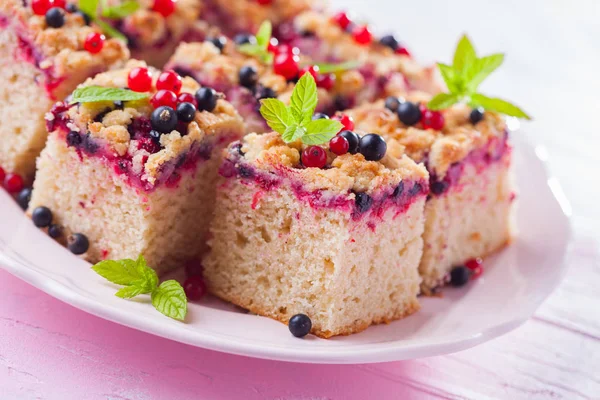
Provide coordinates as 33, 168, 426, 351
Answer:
115, 285, 146, 299
471, 93, 531, 120
237, 21, 273, 64
466, 53, 505, 93
101, 0, 140, 19
437, 63, 461, 94
301, 119, 342, 145
92, 258, 143, 286
290, 73, 318, 125
281, 124, 305, 143
259, 98, 291, 134
453, 34, 477, 76
314, 61, 362, 74
427, 93, 460, 110
95, 20, 128, 41
255, 20, 272, 48
71, 86, 148, 104
151, 280, 188, 321
79, 0, 99, 19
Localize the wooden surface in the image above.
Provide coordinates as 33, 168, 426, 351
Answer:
1, 0, 599, 398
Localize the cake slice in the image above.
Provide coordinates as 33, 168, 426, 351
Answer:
0, 0, 128, 182
28, 60, 245, 274
204, 129, 429, 337
348, 95, 514, 291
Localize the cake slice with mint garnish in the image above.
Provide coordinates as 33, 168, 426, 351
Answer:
348, 35, 529, 293
203, 73, 429, 338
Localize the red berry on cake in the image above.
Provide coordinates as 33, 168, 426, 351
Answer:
32, 0, 54, 15
156, 70, 183, 94
84, 32, 105, 54
177, 92, 197, 108
301, 146, 327, 168
151, 90, 178, 109
421, 108, 445, 130
128, 67, 153, 92
3, 173, 24, 194
299, 65, 319, 80
332, 11, 352, 30
273, 52, 300, 80
352, 25, 373, 45
333, 114, 355, 132
151, 0, 176, 17
329, 136, 349, 155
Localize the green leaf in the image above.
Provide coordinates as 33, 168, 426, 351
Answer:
259, 99, 291, 134
281, 124, 305, 143
437, 63, 461, 94
471, 93, 531, 120
301, 119, 343, 145
255, 21, 272, 48
314, 60, 362, 74
289, 73, 318, 125
101, 0, 140, 19
453, 34, 477, 76
71, 86, 148, 104
466, 53, 505, 93
151, 280, 188, 321
115, 285, 146, 299
92, 258, 143, 286
238, 43, 263, 57
79, 0, 99, 19
134, 254, 159, 293
427, 93, 460, 110
96, 19, 128, 41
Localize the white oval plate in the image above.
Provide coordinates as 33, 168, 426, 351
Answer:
0, 133, 572, 364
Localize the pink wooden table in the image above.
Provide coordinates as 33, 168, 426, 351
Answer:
2, 0, 599, 398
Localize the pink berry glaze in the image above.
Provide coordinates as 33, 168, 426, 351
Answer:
219, 142, 429, 222
47, 103, 237, 192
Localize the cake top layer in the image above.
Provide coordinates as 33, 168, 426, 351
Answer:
347, 92, 508, 176
47, 60, 244, 187
232, 132, 428, 194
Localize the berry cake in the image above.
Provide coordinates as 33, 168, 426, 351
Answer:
203, 132, 429, 337
0, 0, 128, 181
348, 95, 514, 292
165, 40, 370, 132
28, 61, 245, 273
281, 10, 443, 97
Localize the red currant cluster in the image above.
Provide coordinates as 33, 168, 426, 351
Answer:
419, 104, 445, 131
183, 260, 207, 301
0, 167, 24, 194
127, 68, 192, 109
267, 41, 334, 89
152, 0, 177, 17
301, 114, 357, 169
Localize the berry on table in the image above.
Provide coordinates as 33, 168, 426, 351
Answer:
450, 266, 470, 287
332, 11, 351, 30
16, 187, 32, 210
128, 67, 153, 92
312, 113, 329, 120
48, 224, 63, 238
470, 107, 485, 124
32, 0, 54, 15
359, 133, 387, 161
152, 0, 176, 17
68, 233, 89, 255
273, 52, 300, 80
45, 7, 65, 28
465, 258, 483, 278
329, 135, 349, 155
379, 34, 399, 51
338, 130, 360, 154
150, 89, 178, 109
184, 260, 204, 277
177, 92, 197, 108
384, 96, 401, 112
3, 173, 24, 193
288, 314, 312, 338
397, 101, 421, 126
176, 102, 196, 123
301, 146, 327, 168
183, 275, 207, 301
32, 206, 53, 228
352, 25, 372, 45
151, 106, 178, 133
421, 109, 445, 130
333, 114, 354, 132
84, 32, 105, 54
238, 65, 259, 88
234, 33, 256, 45
156, 70, 182, 94
207, 36, 227, 52
195, 87, 218, 112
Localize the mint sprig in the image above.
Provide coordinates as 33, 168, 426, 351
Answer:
70, 86, 149, 104
313, 61, 362, 74
78, 0, 139, 41
92, 255, 188, 320
259, 74, 342, 145
238, 21, 274, 64
427, 35, 531, 119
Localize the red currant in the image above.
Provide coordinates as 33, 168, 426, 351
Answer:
152, 0, 176, 17
185, 260, 204, 277
316, 73, 335, 91
53, 0, 66, 9
3, 173, 24, 193
267, 37, 279, 53
0, 167, 5, 183
150, 90, 178, 109
256, 0, 272, 5
421, 109, 445, 130
352, 25, 372, 45
396, 47, 411, 57
177, 92, 197, 108
471, 266, 483, 279
83, 32, 105, 54
465, 258, 483, 271
183, 275, 207, 301
156, 70, 182, 94
301, 146, 327, 168
32, 0, 54, 15
329, 136, 349, 155
276, 44, 299, 56
273, 52, 300, 80
299, 65, 319, 80
127, 67, 153, 92
333, 114, 354, 132
332, 11, 351, 30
